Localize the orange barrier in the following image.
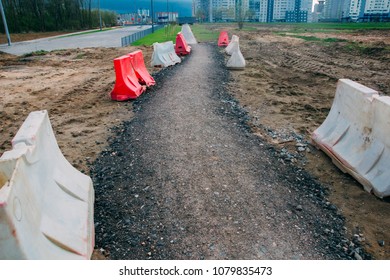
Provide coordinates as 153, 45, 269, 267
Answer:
175, 32, 191, 56
111, 55, 145, 101
128, 50, 156, 87
218, 31, 229, 47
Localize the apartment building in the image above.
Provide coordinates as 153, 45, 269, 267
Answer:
193, 0, 249, 22
194, 0, 314, 22
349, 0, 390, 21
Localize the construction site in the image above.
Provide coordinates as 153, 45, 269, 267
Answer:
0, 20, 389, 263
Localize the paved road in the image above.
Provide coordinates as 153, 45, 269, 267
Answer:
92, 44, 352, 260
0, 25, 151, 55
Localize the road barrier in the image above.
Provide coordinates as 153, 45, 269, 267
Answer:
0, 110, 94, 259
128, 50, 156, 87
111, 54, 145, 101
226, 42, 246, 70
175, 32, 191, 56
121, 25, 165, 47
312, 79, 390, 198
151, 41, 181, 68
181, 24, 197, 45
226, 35, 239, 55
218, 31, 229, 47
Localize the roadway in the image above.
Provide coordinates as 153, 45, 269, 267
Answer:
0, 25, 151, 55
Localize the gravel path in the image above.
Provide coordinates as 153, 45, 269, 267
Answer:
92, 44, 366, 260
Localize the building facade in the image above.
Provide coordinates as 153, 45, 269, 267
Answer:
349, 0, 390, 21
193, 0, 249, 22
247, 0, 312, 22
195, 0, 390, 22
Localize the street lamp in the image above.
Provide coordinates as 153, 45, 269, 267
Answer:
151, 0, 154, 33
98, 0, 102, 31
0, 0, 11, 46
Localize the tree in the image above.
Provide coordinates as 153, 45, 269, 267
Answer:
0, 0, 117, 33
195, 8, 206, 23
236, 0, 244, 29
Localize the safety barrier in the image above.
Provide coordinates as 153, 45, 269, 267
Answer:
121, 25, 165, 47
111, 54, 145, 101
225, 35, 239, 55
0, 110, 94, 259
175, 32, 191, 56
128, 50, 156, 87
151, 41, 181, 68
181, 24, 197, 45
312, 79, 390, 198
226, 42, 246, 70
218, 31, 229, 47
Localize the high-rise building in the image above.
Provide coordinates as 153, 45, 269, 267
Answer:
286, 0, 312, 22
349, 0, 390, 21
248, 0, 313, 22
193, 0, 250, 22
194, 0, 317, 23
323, 0, 350, 21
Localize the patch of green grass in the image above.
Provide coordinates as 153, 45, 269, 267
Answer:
74, 53, 86, 59
23, 50, 49, 57
344, 41, 389, 55
247, 22, 390, 35
323, 37, 348, 43
285, 35, 348, 43
131, 24, 181, 46
237, 26, 257, 31
190, 24, 219, 42
291, 35, 322, 41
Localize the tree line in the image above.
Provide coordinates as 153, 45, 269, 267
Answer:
0, 0, 117, 33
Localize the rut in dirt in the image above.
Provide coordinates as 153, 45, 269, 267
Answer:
92, 44, 360, 260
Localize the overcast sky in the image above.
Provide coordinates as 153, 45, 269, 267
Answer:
98, 0, 193, 16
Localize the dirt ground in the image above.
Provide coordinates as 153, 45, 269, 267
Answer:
0, 45, 161, 177
0, 26, 389, 259
214, 25, 390, 259
0, 31, 69, 44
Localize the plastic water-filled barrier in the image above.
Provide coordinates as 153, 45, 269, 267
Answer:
151, 41, 181, 68
312, 79, 390, 198
0, 110, 95, 259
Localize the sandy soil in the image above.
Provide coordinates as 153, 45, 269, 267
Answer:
213, 25, 390, 259
0, 46, 158, 175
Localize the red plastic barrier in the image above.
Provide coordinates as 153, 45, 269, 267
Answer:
175, 32, 191, 56
111, 55, 145, 101
218, 31, 229, 47
128, 50, 156, 87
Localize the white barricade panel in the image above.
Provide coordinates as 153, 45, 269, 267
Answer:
226, 35, 239, 55
226, 43, 246, 69
151, 41, 181, 68
0, 110, 94, 259
181, 24, 198, 45
365, 96, 390, 197
312, 79, 390, 198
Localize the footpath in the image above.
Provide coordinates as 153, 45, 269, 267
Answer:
92, 43, 359, 260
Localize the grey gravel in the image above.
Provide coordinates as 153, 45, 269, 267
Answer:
91, 44, 369, 260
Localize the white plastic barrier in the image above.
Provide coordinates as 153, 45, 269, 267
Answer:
226, 42, 246, 70
312, 79, 390, 198
151, 41, 181, 68
0, 110, 94, 259
225, 35, 239, 55
181, 24, 198, 45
